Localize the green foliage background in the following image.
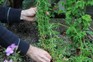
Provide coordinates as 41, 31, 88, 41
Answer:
36, 0, 93, 62
0, 0, 93, 62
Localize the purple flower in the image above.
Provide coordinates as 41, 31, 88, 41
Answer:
5, 47, 13, 56
10, 44, 17, 50
4, 59, 13, 62
4, 60, 8, 62
5, 44, 17, 56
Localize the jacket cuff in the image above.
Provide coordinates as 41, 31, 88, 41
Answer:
0, 25, 30, 55
18, 40, 30, 55
8, 8, 22, 23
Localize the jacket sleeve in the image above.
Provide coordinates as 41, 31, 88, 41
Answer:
0, 25, 30, 55
0, 6, 22, 23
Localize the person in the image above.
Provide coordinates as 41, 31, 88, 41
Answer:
0, 6, 51, 62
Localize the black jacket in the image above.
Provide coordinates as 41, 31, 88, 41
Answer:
0, 6, 29, 55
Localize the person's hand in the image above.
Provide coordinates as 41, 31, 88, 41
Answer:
26, 45, 52, 62
20, 7, 36, 21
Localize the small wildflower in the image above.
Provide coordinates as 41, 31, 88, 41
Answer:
10, 44, 17, 50
4, 59, 8, 62
4, 59, 13, 62
5, 44, 17, 56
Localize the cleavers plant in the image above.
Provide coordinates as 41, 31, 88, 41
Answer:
36, 0, 63, 62
36, 0, 93, 62
64, 0, 93, 62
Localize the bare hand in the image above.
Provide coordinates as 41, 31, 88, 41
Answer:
20, 7, 36, 21
26, 45, 52, 62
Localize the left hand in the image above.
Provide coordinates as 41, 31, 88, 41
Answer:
26, 45, 52, 62
20, 7, 36, 21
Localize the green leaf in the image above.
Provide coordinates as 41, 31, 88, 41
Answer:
82, 14, 92, 22
86, 30, 93, 35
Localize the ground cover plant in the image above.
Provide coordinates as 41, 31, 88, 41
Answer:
36, 0, 93, 62
0, 0, 93, 62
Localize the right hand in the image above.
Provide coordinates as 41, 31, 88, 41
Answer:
26, 45, 52, 62
20, 7, 36, 21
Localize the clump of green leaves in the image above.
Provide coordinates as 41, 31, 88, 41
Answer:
36, 0, 93, 62
36, 0, 63, 62
64, 0, 93, 62
0, 0, 4, 5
